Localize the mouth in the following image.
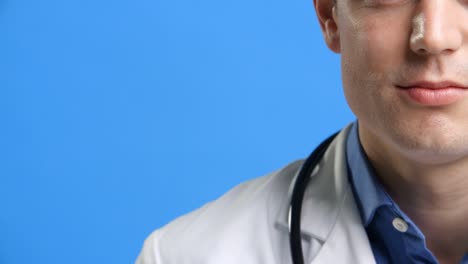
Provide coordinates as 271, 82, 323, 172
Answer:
396, 81, 468, 106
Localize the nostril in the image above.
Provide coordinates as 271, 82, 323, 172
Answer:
417, 48, 427, 54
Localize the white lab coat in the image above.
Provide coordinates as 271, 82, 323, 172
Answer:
136, 125, 376, 263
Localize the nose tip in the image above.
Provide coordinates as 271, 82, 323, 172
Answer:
410, 27, 462, 56
410, 31, 460, 56
409, 8, 462, 56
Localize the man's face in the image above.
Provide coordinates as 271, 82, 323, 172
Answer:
319, 0, 468, 164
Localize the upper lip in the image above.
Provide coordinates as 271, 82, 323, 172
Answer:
398, 81, 468, 89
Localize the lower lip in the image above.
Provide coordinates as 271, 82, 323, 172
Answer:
400, 87, 468, 106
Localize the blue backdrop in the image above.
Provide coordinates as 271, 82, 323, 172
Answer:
1, 0, 354, 263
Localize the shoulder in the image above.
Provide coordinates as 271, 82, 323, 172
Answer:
135, 160, 303, 264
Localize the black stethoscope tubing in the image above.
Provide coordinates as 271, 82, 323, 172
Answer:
289, 132, 339, 264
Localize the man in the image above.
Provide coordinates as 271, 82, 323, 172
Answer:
137, 0, 468, 263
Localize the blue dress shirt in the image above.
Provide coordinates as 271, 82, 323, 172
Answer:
346, 122, 468, 264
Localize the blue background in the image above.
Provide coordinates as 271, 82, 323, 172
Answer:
1, 0, 354, 263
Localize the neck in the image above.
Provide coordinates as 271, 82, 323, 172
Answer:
359, 126, 468, 262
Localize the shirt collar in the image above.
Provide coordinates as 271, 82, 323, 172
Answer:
346, 122, 392, 227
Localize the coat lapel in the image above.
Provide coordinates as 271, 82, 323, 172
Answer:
311, 186, 376, 264
275, 125, 375, 264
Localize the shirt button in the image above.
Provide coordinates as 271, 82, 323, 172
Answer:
392, 217, 408, 233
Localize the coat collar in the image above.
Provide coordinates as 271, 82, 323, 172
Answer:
274, 124, 376, 264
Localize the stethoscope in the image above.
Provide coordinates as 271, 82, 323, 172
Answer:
288, 131, 339, 264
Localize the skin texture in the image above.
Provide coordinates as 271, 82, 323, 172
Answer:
313, 0, 468, 263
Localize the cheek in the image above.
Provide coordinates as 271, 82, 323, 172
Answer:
340, 18, 410, 79
339, 15, 412, 111
339, 39, 405, 127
